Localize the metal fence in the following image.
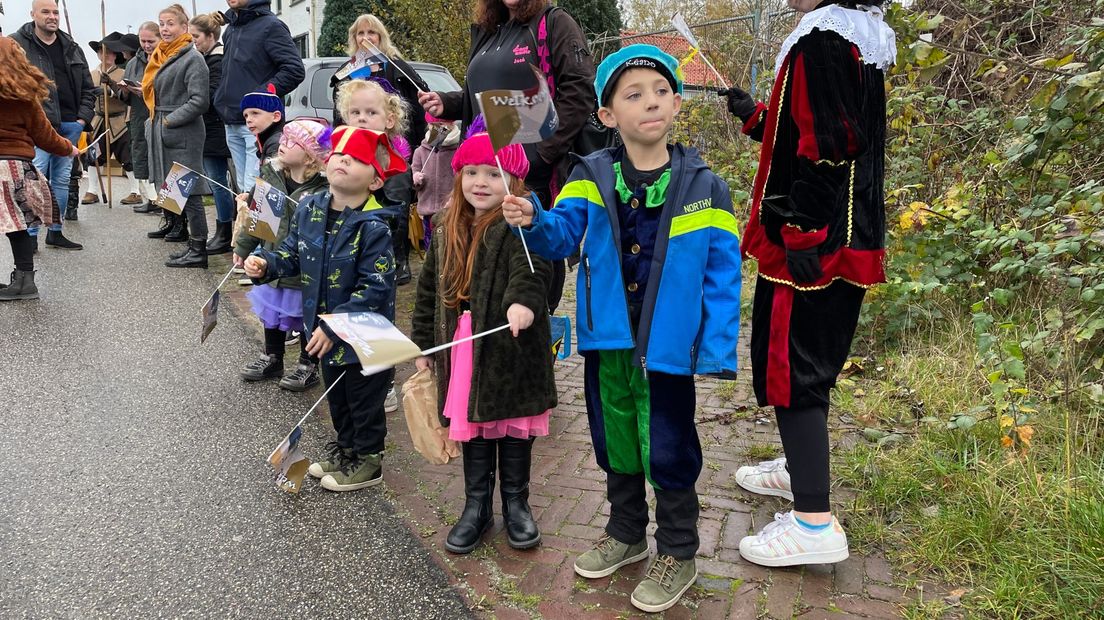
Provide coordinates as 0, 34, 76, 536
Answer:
588, 9, 799, 97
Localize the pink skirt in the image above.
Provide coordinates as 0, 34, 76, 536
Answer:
443, 312, 550, 442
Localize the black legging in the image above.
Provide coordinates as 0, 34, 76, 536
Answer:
7, 231, 34, 272
264, 327, 314, 365
775, 403, 832, 513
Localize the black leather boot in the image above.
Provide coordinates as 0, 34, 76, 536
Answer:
164, 212, 187, 242
165, 237, 207, 268
168, 242, 191, 260
499, 436, 541, 549
394, 237, 411, 285
134, 200, 162, 214
148, 211, 175, 238
206, 220, 233, 254
445, 438, 496, 554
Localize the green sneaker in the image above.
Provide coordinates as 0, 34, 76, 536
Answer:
630, 555, 698, 613
573, 534, 650, 579
320, 452, 383, 491
307, 441, 347, 479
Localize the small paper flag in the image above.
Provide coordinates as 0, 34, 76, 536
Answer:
319, 312, 423, 376
158, 163, 199, 215
671, 12, 701, 51
476, 65, 559, 153
201, 291, 220, 343
269, 425, 310, 494
246, 178, 286, 243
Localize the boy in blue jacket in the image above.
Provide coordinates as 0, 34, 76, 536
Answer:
503, 45, 742, 613
244, 126, 408, 492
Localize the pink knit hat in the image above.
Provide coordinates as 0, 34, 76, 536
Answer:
451, 116, 529, 179
281, 120, 333, 163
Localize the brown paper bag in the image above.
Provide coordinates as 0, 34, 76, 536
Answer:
230, 199, 251, 248
402, 368, 460, 465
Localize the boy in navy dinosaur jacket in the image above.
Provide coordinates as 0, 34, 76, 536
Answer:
245, 127, 408, 493
502, 45, 742, 614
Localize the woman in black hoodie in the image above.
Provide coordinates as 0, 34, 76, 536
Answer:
418, 0, 597, 311
190, 11, 235, 254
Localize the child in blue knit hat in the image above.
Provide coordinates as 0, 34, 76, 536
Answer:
240, 83, 286, 170
502, 44, 742, 614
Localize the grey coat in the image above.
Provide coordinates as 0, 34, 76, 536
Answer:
147, 43, 209, 188
122, 51, 150, 179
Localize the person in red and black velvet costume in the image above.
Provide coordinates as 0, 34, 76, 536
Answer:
720, 0, 896, 567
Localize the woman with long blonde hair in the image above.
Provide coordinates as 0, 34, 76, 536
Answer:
329, 13, 428, 152
0, 37, 79, 300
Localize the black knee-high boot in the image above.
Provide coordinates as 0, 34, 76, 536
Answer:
446, 437, 496, 554
499, 436, 540, 549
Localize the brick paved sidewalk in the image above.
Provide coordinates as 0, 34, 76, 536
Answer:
215, 254, 942, 619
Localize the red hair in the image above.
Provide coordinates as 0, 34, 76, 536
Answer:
0, 38, 52, 102
439, 173, 528, 308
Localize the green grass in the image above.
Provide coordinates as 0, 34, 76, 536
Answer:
496, 578, 542, 611
743, 444, 780, 460
834, 332, 1104, 618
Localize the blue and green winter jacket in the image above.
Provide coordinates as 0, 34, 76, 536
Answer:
252, 192, 396, 366
519, 145, 742, 377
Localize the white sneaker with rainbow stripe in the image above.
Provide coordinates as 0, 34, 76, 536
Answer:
733, 457, 794, 501
738, 511, 849, 567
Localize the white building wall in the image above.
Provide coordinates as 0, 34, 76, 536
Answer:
273, 0, 327, 59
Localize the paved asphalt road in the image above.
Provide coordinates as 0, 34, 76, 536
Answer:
0, 204, 471, 619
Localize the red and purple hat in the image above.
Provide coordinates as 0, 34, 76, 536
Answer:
330, 126, 409, 180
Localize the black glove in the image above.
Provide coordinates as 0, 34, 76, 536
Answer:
786, 246, 823, 284
718, 87, 758, 122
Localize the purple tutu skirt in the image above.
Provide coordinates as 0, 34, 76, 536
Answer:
443, 312, 550, 442
247, 284, 304, 332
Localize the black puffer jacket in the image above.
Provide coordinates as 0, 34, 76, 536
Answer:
201, 44, 231, 159
11, 23, 96, 128
439, 6, 596, 175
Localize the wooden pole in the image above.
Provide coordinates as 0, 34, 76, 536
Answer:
60, 0, 73, 35
101, 0, 113, 207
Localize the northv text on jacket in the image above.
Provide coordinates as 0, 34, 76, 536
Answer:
251, 192, 396, 367
411, 218, 557, 426
519, 145, 742, 377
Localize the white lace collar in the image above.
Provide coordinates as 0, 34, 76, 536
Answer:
774, 4, 897, 74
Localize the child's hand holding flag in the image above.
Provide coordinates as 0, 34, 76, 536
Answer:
502, 194, 536, 228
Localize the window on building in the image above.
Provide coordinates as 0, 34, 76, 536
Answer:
293, 34, 309, 59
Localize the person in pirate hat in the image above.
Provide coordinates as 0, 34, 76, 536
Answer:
80, 31, 134, 207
